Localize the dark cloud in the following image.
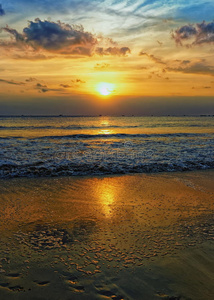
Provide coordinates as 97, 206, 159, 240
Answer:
172, 25, 197, 45
1, 19, 130, 57
0, 4, 5, 16
34, 82, 70, 94
0, 79, 25, 85
39, 88, 49, 93
26, 77, 37, 82
1, 19, 97, 56
95, 47, 131, 56
60, 84, 72, 88
36, 83, 47, 88
139, 51, 165, 65
37, 87, 65, 93
2, 26, 24, 42
180, 60, 191, 65
172, 21, 214, 46
35, 83, 50, 93
59, 79, 85, 88
25, 19, 97, 51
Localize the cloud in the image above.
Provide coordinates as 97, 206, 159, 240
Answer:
35, 83, 54, 93
35, 83, 65, 93
0, 18, 131, 57
1, 19, 97, 56
139, 51, 165, 65
94, 63, 110, 70
0, 79, 25, 85
192, 86, 211, 89
60, 84, 72, 88
12, 53, 54, 60
172, 21, 214, 46
34, 80, 85, 93
0, 4, 5, 16
2, 26, 24, 42
157, 40, 163, 46
25, 77, 37, 82
138, 49, 214, 77
36, 83, 47, 88
72, 79, 85, 83
166, 60, 214, 76
39, 88, 49, 93
138, 50, 214, 77
95, 47, 131, 56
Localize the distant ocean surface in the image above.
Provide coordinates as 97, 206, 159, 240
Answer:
0, 116, 213, 178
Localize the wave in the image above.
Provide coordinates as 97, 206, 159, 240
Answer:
0, 125, 138, 130
1, 124, 213, 131
0, 125, 83, 130
0, 132, 211, 141
0, 160, 213, 179
36, 132, 212, 139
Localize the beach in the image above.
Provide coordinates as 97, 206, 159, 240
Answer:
0, 170, 213, 300
1, 0, 214, 298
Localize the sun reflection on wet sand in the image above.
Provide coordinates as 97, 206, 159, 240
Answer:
97, 181, 116, 218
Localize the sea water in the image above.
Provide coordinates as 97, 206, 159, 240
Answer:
0, 116, 213, 178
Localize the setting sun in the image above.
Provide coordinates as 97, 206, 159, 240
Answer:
97, 82, 115, 96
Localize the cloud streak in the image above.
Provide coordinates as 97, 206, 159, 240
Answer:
139, 51, 165, 65
139, 50, 214, 77
166, 60, 214, 76
0, 79, 25, 85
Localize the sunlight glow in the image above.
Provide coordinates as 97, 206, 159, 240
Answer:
97, 82, 115, 96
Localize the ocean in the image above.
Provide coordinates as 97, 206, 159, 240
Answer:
0, 116, 213, 178
0, 116, 214, 300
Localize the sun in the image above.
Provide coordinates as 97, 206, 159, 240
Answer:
97, 82, 115, 96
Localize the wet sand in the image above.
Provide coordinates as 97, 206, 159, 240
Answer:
0, 170, 213, 300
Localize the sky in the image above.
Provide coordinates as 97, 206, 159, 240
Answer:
0, 0, 214, 115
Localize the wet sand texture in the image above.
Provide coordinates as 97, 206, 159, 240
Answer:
0, 170, 213, 299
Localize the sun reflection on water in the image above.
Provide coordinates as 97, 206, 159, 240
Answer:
100, 119, 110, 127
99, 118, 113, 135
100, 129, 112, 135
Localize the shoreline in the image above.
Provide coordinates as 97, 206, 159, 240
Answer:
1, 167, 214, 182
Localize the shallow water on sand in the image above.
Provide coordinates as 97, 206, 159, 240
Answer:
0, 171, 214, 299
